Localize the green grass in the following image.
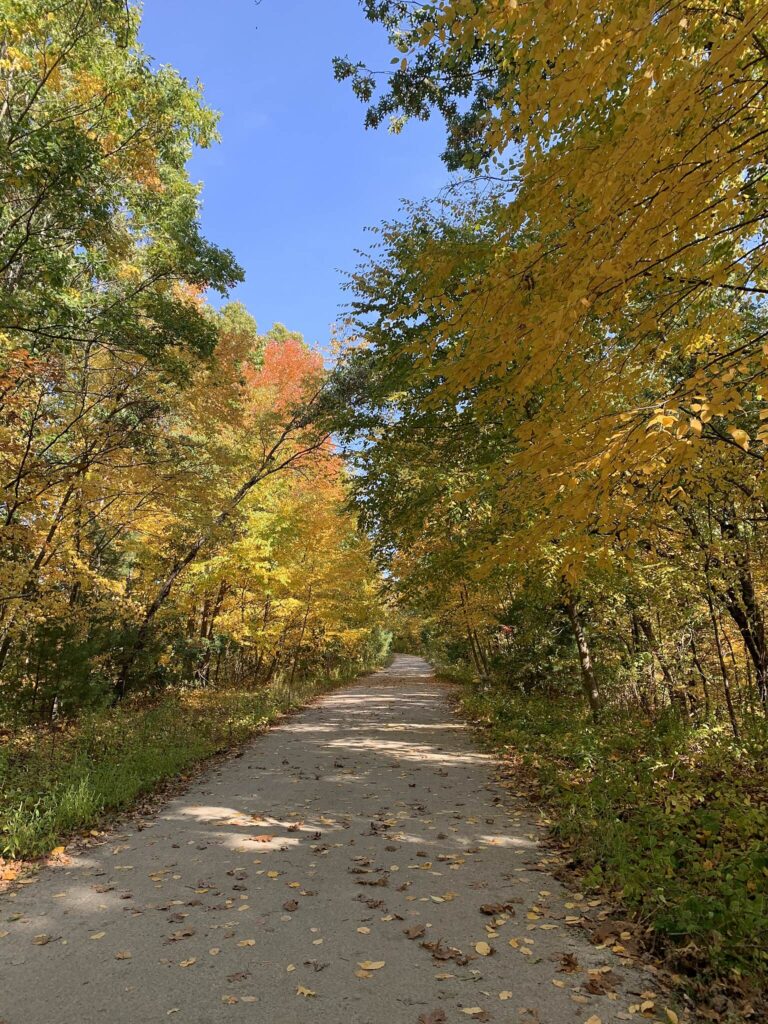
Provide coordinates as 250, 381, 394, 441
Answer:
0, 670, 362, 861
457, 681, 768, 996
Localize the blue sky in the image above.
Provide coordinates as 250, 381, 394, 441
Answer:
139, 0, 450, 354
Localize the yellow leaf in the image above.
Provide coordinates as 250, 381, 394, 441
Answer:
474, 941, 492, 956
357, 960, 385, 970
729, 427, 749, 450
296, 986, 316, 997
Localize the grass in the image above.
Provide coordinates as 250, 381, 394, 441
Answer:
0, 669, 363, 862
456, 680, 768, 999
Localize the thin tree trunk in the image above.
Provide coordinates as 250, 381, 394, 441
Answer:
289, 583, 313, 687
690, 634, 712, 715
564, 596, 601, 723
705, 574, 740, 739
636, 614, 688, 715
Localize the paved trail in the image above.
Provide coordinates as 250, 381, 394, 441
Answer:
1, 656, 657, 1024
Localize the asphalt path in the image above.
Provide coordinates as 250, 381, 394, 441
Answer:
0, 655, 660, 1024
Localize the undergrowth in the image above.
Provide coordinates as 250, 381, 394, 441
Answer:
456, 678, 768, 998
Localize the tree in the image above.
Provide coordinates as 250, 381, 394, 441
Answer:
333, 0, 768, 724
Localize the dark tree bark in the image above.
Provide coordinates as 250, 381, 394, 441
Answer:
564, 595, 601, 723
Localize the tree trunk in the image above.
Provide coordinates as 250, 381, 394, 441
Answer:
289, 583, 313, 687
564, 596, 601, 723
720, 573, 768, 710
636, 613, 688, 716
705, 578, 740, 739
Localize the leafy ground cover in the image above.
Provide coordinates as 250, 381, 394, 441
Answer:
0, 669, 367, 863
456, 678, 768, 1007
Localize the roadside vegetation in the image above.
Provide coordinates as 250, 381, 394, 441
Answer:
0, 656, 386, 864
457, 676, 768, 1003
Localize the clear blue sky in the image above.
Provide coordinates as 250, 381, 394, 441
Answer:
139, 0, 450, 353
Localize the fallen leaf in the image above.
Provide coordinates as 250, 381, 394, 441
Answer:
32, 934, 51, 946
221, 995, 238, 1005
115, 950, 132, 960
404, 924, 426, 940
90, 932, 106, 940
283, 899, 299, 912
474, 941, 492, 957
418, 1012, 447, 1024
559, 953, 580, 973
237, 939, 256, 947
296, 986, 316, 997
499, 991, 512, 1000
209, 948, 221, 956
179, 958, 196, 968
358, 960, 385, 970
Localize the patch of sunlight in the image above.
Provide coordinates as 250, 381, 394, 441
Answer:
221, 834, 301, 852
324, 737, 491, 766
478, 833, 536, 848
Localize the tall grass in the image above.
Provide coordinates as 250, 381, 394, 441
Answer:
0, 668, 362, 860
